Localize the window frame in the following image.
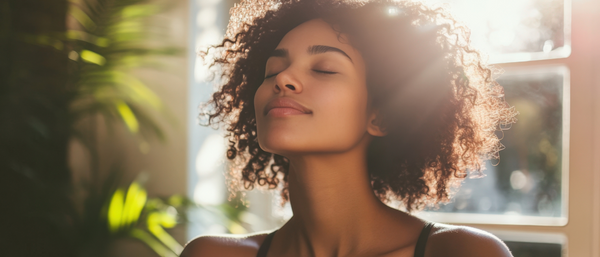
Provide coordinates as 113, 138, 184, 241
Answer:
417, 65, 571, 227
434, 0, 600, 255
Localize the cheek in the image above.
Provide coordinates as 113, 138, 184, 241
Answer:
304, 82, 370, 151
317, 86, 369, 133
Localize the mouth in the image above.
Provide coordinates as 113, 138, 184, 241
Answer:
264, 97, 312, 116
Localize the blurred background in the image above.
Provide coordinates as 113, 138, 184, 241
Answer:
0, 0, 599, 256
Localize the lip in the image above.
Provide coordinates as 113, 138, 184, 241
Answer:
264, 97, 312, 116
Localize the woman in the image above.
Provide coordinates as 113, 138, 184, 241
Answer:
182, 0, 517, 256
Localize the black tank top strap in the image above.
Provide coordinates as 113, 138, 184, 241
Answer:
256, 230, 277, 257
414, 221, 435, 257
256, 222, 435, 257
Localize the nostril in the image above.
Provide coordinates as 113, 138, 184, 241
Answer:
285, 84, 296, 90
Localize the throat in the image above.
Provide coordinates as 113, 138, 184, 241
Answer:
279, 153, 396, 255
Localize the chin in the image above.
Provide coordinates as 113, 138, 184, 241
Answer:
258, 134, 363, 158
258, 132, 307, 156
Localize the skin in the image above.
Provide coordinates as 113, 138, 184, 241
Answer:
181, 19, 513, 257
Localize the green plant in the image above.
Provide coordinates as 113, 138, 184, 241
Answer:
65, 0, 187, 255
104, 179, 193, 257
68, 0, 180, 138
2, 0, 230, 255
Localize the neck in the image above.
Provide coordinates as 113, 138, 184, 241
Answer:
276, 136, 403, 256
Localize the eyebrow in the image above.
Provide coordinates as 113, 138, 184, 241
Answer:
268, 45, 353, 63
308, 45, 353, 63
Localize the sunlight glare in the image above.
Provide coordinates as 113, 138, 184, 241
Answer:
194, 133, 226, 205
421, 0, 566, 61
387, 6, 399, 16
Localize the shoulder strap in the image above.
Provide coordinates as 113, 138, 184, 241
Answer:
257, 224, 433, 257
414, 222, 435, 257
256, 230, 277, 257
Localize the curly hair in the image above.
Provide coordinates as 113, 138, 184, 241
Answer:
200, 0, 517, 212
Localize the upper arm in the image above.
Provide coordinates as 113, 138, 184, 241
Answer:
427, 226, 513, 257
180, 235, 257, 257
180, 236, 222, 257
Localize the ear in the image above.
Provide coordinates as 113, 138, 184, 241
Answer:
367, 110, 387, 137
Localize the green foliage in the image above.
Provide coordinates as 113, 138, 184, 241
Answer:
2, 0, 197, 256
65, 0, 188, 256
68, 0, 181, 142
73, 166, 194, 257
104, 180, 192, 257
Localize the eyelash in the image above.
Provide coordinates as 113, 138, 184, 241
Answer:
314, 70, 337, 75
264, 70, 337, 79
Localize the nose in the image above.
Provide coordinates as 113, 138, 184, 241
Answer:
273, 69, 303, 94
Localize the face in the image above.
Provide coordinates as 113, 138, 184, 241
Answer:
254, 19, 380, 157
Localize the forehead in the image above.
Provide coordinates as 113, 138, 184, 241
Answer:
276, 19, 358, 58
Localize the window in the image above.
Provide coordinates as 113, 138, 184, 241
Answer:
186, 0, 234, 238
421, 0, 571, 62
413, 1, 600, 256
421, 66, 570, 226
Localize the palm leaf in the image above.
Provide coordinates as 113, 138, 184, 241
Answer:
69, 0, 180, 144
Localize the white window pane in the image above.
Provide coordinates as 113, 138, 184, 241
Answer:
422, 0, 571, 63
421, 66, 569, 226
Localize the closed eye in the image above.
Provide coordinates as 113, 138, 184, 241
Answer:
265, 70, 336, 79
313, 70, 337, 74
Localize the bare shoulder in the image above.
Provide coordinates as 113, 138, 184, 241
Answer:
180, 232, 271, 257
426, 223, 513, 257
